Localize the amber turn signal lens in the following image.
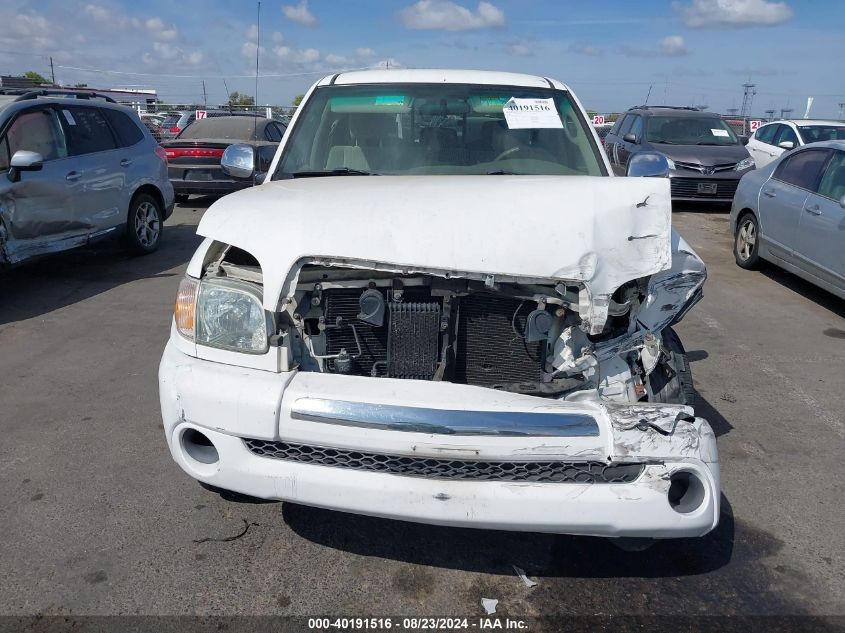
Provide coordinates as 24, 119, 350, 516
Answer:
175, 276, 199, 340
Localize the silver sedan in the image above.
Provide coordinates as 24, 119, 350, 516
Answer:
730, 140, 845, 299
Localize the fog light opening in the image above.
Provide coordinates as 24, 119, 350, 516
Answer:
667, 471, 706, 514
181, 428, 219, 465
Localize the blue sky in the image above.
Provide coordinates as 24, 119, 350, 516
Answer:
1, 0, 843, 118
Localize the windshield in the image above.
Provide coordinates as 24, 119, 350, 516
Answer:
646, 116, 739, 146
177, 117, 261, 140
798, 125, 845, 143
273, 83, 605, 178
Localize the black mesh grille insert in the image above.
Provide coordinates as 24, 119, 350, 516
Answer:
454, 294, 544, 386
243, 439, 643, 483
670, 178, 739, 199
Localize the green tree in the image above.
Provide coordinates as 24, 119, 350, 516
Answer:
292, 94, 305, 107
23, 71, 50, 84
227, 91, 255, 106
73, 83, 88, 88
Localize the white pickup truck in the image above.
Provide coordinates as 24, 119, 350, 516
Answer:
159, 69, 718, 542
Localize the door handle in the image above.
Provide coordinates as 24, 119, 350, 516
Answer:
762, 189, 776, 198
66, 171, 81, 181
804, 204, 822, 216
120, 159, 132, 167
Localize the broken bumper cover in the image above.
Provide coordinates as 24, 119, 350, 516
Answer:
159, 342, 720, 538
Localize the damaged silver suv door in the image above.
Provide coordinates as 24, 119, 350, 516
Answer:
0, 106, 85, 263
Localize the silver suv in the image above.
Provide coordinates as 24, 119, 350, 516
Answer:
0, 90, 174, 267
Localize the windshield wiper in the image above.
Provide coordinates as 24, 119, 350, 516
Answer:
652, 140, 680, 145
292, 168, 377, 178
696, 141, 728, 145
487, 169, 525, 175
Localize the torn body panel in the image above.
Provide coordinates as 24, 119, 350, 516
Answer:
195, 176, 672, 334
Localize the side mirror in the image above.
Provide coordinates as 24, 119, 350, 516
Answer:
220, 144, 255, 179
8, 150, 43, 182
778, 141, 795, 150
739, 135, 750, 146
626, 151, 670, 178
623, 133, 637, 144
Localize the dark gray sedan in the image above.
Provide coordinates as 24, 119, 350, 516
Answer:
162, 116, 285, 202
730, 140, 845, 299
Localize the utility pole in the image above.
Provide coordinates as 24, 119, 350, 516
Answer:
202, 80, 207, 106
49, 56, 55, 85
765, 109, 776, 120
780, 107, 793, 119
740, 82, 756, 118
255, 1, 261, 113
838, 102, 845, 120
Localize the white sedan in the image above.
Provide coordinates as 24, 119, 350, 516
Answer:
732, 140, 845, 299
746, 119, 845, 169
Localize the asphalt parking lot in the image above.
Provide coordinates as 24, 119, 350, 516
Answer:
0, 199, 842, 623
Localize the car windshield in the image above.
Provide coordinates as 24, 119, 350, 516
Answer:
798, 125, 845, 143
177, 117, 261, 140
273, 83, 605, 178
646, 116, 739, 146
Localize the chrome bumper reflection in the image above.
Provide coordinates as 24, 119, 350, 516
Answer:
290, 398, 600, 437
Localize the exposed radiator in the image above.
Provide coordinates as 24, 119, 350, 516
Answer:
388, 302, 441, 379
454, 294, 544, 386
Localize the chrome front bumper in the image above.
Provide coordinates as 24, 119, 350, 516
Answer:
159, 341, 720, 537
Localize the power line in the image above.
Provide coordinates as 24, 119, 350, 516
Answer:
54, 63, 368, 79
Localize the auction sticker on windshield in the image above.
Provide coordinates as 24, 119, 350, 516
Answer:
711, 128, 729, 137
503, 97, 563, 129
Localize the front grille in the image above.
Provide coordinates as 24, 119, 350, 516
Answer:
244, 439, 644, 483
671, 178, 739, 199
674, 161, 737, 173
454, 294, 544, 386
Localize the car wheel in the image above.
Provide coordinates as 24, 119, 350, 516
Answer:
125, 193, 163, 255
175, 194, 190, 204
734, 212, 760, 269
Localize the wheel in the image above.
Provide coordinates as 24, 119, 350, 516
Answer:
175, 193, 190, 204
125, 193, 163, 255
734, 212, 760, 269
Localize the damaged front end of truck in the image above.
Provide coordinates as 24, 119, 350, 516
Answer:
162, 176, 719, 538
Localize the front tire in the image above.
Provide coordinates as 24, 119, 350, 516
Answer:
734, 212, 760, 269
125, 193, 163, 255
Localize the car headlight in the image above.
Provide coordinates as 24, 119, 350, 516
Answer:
174, 276, 270, 354
665, 157, 676, 170
735, 157, 755, 171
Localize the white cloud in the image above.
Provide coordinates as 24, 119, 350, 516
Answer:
282, 0, 318, 27
370, 58, 403, 69
569, 41, 604, 57
355, 47, 376, 58
246, 24, 259, 42
325, 53, 350, 66
272, 31, 285, 44
660, 35, 689, 56
144, 41, 204, 66
675, 0, 793, 28
621, 35, 690, 57
295, 48, 321, 63
399, 0, 505, 31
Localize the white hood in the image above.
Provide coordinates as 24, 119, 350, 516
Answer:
196, 176, 672, 333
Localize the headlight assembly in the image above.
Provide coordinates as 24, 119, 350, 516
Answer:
734, 157, 755, 171
174, 275, 270, 354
